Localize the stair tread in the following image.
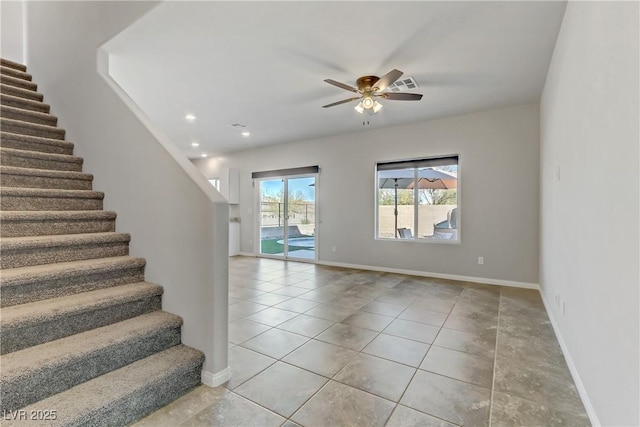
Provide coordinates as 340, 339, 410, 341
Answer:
1, 104, 57, 121
1, 93, 49, 111
0, 83, 43, 101
0, 281, 162, 328
7, 345, 203, 427
0, 210, 115, 221
0, 63, 30, 77
0, 231, 130, 250
0, 59, 27, 72
0, 117, 65, 135
0, 74, 37, 91
0, 255, 142, 286
1, 311, 182, 380
0, 187, 103, 199
1, 146, 82, 163
0, 132, 73, 151
0, 165, 92, 180
0, 210, 117, 238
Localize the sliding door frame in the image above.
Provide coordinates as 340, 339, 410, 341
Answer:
254, 173, 318, 263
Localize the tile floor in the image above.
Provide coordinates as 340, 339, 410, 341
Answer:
133, 256, 590, 427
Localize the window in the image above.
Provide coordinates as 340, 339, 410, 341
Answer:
376, 155, 459, 242
208, 179, 221, 191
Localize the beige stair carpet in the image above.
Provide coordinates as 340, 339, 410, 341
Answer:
0, 57, 204, 426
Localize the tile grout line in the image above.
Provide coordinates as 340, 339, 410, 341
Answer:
286, 378, 333, 425
487, 287, 503, 427
225, 387, 294, 424
229, 263, 497, 426
386, 287, 462, 427
277, 294, 386, 427
235, 276, 395, 425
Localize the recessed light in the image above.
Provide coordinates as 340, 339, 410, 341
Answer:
200, 153, 207, 158
185, 114, 197, 122
191, 142, 200, 147
242, 131, 251, 137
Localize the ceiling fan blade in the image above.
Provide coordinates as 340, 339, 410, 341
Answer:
380, 92, 423, 101
322, 96, 362, 108
324, 79, 359, 93
373, 69, 404, 91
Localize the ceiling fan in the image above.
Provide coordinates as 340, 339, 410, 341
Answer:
322, 69, 423, 114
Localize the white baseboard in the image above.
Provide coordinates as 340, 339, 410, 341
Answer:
236, 252, 256, 257
232, 254, 538, 289
201, 367, 230, 388
317, 260, 539, 290
539, 292, 600, 426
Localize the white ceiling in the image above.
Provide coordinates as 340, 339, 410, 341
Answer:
104, 1, 566, 158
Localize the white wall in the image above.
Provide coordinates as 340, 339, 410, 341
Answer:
22, 1, 229, 382
540, 2, 639, 426
194, 103, 540, 286
1, 0, 25, 63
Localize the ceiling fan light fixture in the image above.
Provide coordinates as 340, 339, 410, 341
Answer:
324, 69, 421, 115
362, 96, 374, 110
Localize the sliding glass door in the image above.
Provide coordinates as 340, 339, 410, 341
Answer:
258, 175, 316, 261
259, 179, 285, 258
285, 176, 316, 260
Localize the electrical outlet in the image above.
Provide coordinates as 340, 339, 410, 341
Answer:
331, 246, 337, 253
478, 256, 484, 265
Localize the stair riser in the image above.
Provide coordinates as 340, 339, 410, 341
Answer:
1, 107, 57, 126
1, 217, 114, 238
0, 265, 145, 307
0, 74, 37, 91
0, 133, 74, 155
0, 66, 32, 81
0, 173, 92, 190
1, 119, 65, 140
0, 296, 162, 354
0, 84, 43, 101
0, 195, 102, 211
82, 356, 203, 427
0, 153, 82, 172
1, 327, 182, 411
1, 95, 50, 113
0, 241, 129, 269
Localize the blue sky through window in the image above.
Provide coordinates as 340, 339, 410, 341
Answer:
261, 177, 315, 202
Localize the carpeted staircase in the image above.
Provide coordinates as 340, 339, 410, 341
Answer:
0, 58, 204, 426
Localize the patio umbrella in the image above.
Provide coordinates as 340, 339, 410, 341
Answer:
378, 168, 457, 237
408, 168, 457, 190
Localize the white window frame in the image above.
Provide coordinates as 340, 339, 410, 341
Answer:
375, 155, 460, 244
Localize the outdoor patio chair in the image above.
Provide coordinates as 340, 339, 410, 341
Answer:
434, 207, 458, 230
398, 228, 413, 239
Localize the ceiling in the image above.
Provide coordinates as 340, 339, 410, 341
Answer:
103, 1, 567, 159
